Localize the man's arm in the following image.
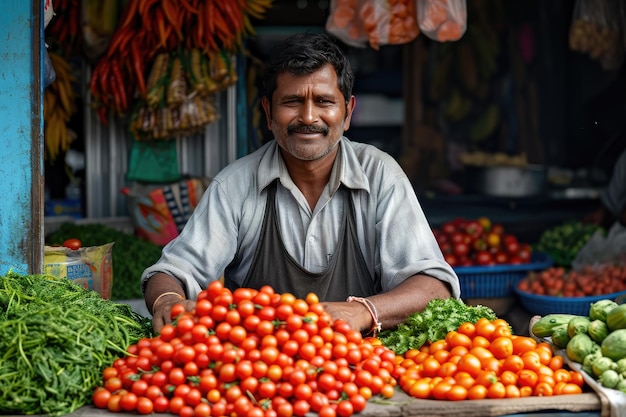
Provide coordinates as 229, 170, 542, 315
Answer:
322, 274, 452, 334
144, 272, 196, 331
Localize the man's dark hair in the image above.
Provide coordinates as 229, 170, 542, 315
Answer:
262, 32, 354, 106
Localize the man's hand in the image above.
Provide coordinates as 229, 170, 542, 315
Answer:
321, 301, 373, 334
151, 296, 196, 332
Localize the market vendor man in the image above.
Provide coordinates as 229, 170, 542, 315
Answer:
142, 32, 460, 334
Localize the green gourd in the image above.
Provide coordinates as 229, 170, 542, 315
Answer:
606, 304, 626, 331
531, 314, 577, 338
566, 333, 594, 363
601, 328, 626, 361
588, 319, 610, 344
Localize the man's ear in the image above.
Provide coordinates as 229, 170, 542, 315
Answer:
343, 95, 356, 131
261, 96, 272, 130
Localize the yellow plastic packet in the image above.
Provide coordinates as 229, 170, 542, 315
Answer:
44, 243, 114, 299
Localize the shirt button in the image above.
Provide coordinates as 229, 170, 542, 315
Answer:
308, 236, 315, 242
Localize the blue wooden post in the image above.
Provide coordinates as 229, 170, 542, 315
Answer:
0, 0, 44, 275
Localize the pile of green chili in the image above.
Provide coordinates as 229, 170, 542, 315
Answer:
0, 271, 153, 416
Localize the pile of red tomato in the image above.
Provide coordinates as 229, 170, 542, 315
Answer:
396, 318, 585, 400
92, 281, 402, 417
432, 217, 532, 268
517, 264, 626, 297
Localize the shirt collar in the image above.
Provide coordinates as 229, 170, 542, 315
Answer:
257, 138, 371, 195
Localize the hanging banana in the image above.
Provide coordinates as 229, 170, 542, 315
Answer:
44, 51, 78, 162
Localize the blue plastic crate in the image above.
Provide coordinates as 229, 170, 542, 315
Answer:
514, 287, 626, 316
454, 252, 553, 299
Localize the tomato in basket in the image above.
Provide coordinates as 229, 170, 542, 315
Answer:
517, 265, 626, 297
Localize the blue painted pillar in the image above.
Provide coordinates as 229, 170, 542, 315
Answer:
0, 0, 44, 275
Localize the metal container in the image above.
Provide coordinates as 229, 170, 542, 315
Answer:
466, 165, 547, 197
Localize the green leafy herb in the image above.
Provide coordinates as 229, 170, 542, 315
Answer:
378, 298, 497, 355
0, 271, 153, 416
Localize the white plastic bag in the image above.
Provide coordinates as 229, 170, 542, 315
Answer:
417, 0, 467, 42
326, 0, 419, 49
572, 222, 626, 269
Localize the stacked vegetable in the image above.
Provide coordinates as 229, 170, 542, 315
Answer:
517, 264, 626, 298
0, 272, 153, 416
92, 281, 403, 416
375, 299, 587, 401
395, 318, 586, 400
532, 299, 626, 393
90, 0, 274, 125
432, 217, 533, 267
534, 222, 602, 267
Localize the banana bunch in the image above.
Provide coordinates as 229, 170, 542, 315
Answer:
243, 0, 274, 35
44, 52, 78, 162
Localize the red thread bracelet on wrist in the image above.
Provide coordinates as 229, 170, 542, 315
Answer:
346, 296, 382, 336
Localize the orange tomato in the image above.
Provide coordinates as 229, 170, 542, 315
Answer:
534, 347, 553, 366
446, 384, 468, 401
471, 335, 491, 349
457, 322, 476, 338
449, 345, 469, 357
475, 321, 497, 340
511, 336, 537, 356
429, 339, 449, 354
454, 372, 475, 389
467, 384, 488, 400
437, 361, 458, 378
469, 346, 494, 363
474, 370, 498, 387
519, 386, 533, 397
457, 353, 482, 377
518, 369, 538, 388
569, 371, 585, 387
522, 351, 542, 372
421, 357, 442, 377
549, 355, 564, 371
432, 349, 451, 364
446, 331, 473, 349
502, 355, 525, 373
490, 337, 513, 359
499, 370, 518, 386
553, 368, 571, 383
431, 381, 453, 400
491, 326, 512, 338
487, 381, 506, 399
408, 379, 432, 399
534, 381, 554, 396
560, 383, 583, 395
482, 357, 501, 374
505, 384, 521, 398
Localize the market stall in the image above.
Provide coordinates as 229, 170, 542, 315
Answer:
2, 0, 626, 416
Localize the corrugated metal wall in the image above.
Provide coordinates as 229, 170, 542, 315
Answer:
82, 68, 239, 219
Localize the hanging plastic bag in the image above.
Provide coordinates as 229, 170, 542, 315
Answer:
417, 0, 467, 42
326, 0, 419, 50
569, 0, 624, 70
572, 222, 626, 270
126, 139, 181, 183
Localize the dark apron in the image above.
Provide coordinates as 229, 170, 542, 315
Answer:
226, 181, 379, 301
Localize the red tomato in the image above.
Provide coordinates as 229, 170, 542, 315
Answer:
62, 238, 82, 250
475, 250, 493, 266
453, 242, 470, 257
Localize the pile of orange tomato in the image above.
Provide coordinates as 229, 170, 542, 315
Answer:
395, 318, 585, 401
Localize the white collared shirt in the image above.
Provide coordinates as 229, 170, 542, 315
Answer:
141, 137, 460, 300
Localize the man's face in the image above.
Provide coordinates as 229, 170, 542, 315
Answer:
262, 64, 355, 162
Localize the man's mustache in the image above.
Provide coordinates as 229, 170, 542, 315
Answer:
287, 124, 329, 135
